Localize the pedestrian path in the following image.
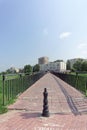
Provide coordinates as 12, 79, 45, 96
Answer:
0, 72, 87, 130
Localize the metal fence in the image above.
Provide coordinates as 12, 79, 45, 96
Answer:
1, 72, 45, 106
52, 72, 87, 95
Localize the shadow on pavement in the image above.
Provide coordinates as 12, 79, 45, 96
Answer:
20, 112, 42, 119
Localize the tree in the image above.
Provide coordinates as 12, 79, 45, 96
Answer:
6, 69, 11, 74
33, 64, 40, 72
81, 61, 87, 71
73, 59, 83, 71
24, 65, 32, 75
66, 60, 71, 70
54, 60, 63, 62
19, 68, 24, 73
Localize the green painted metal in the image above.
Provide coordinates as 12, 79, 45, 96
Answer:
2, 72, 44, 105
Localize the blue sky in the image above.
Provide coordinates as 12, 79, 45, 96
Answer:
0, 0, 87, 71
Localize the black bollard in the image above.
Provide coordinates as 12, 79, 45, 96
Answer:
42, 88, 50, 117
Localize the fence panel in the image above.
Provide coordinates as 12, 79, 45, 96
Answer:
1, 72, 45, 106
52, 72, 87, 95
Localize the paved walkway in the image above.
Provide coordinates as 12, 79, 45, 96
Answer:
0, 73, 87, 130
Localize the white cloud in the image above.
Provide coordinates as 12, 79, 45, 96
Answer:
78, 43, 87, 49
59, 32, 72, 39
43, 28, 48, 36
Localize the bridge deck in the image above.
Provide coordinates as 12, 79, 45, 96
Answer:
0, 73, 87, 130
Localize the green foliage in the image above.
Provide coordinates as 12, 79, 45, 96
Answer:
73, 59, 83, 71
54, 60, 63, 62
55, 73, 87, 95
72, 75, 86, 93
0, 92, 8, 114
81, 61, 87, 71
33, 64, 40, 72
7, 98, 17, 105
24, 65, 32, 75
66, 60, 71, 70
6, 69, 12, 74
0, 72, 44, 114
71, 68, 75, 72
73, 59, 87, 71
0, 105, 8, 114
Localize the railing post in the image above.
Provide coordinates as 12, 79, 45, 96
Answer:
2, 73, 5, 105
85, 81, 87, 97
42, 88, 50, 117
76, 72, 78, 88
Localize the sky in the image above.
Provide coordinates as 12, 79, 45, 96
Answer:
0, 0, 87, 72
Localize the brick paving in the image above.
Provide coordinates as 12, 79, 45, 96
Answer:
0, 72, 87, 129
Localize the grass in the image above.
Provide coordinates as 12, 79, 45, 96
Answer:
0, 93, 8, 114
7, 98, 17, 105
0, 105, 8, 114
0, 74, 19, 114
78, 74, 87, 77
69, 72, 87, 77
53, 72, 87, 95
66, 73, 87, 94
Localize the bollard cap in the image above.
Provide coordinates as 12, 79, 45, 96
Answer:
44, 88, 47, 92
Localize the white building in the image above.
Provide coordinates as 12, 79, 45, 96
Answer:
40, 61, 66, 72
9, 67, 19, 73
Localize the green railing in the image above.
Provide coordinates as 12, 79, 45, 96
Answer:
1, 72, 45, 106
52, 72, 87, 95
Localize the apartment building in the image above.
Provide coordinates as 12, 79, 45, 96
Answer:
39, 60, 66, 72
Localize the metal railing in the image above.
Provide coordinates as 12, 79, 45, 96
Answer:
52, 72, 87, 95
1, 72, 45, 106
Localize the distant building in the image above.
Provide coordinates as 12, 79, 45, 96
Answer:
38, 57, 49, 64
38, 57, 66, 72
9, 67, 19, 73
40, 62, 66, 72
15, 68, 19, 73
67, 58, 87, 69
